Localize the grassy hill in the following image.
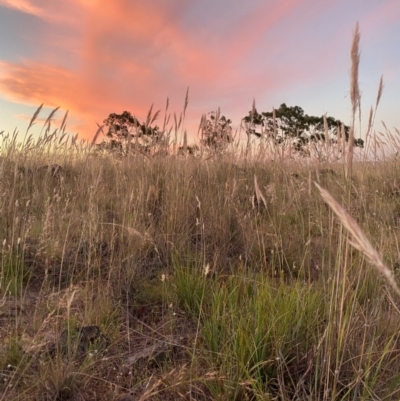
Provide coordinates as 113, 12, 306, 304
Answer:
1, 127, 400, 400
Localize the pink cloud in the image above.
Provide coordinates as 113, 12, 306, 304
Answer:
0, 60, 127, 139
0, 0, 44, 16
80, 1, 219, 83
0, 0, 82, 27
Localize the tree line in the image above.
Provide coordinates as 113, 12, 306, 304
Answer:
96, 103, 364, 157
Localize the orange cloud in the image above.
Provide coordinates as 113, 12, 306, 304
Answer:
0, 60, 131, 139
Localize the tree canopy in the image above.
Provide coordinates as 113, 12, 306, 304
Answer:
243, 103, 364, 154
97, 110, 163, 155
199, 110, 233, 152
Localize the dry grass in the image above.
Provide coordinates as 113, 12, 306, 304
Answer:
1, 129, 400, 400
1, 24, 400, 401
316, 182, 400, 297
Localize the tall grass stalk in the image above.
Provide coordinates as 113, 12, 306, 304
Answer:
316, 182, 400, 297
346, 22, 361, 181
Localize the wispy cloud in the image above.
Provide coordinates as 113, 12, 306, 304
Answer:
0, 0, 44, 16
0, 60, 110, 138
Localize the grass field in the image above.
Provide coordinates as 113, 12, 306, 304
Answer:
2, 29, 400, 401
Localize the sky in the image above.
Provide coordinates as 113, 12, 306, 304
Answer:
0, 0, 399, 145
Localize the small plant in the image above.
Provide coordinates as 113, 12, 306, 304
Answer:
189, 274, 324, 399
174, 263, 211, 318
33, 359, 83, 401
1, 335, 25, 370
0, 252, 30, 296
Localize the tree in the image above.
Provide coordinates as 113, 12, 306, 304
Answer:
97, 110, 163, 156
178, 144, 200, 156
243, 103, 364, 154
199, 110, 233, 153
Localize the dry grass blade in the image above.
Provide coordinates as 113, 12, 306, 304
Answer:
91, 123, 105, 147
58, 132, 67, 144
26, 103, 43, 134
41, 106, 60, 134
198, 114, 206, 135
315, 182, 400, 297
340, 123, 346, 161
183, 87, 189, 118
173, 112, 179, 132
183, 130, 187, 152
376, 75, 384, 110
162, 97, 170, 132
254, 175, 268, 210
366, 77, 384, 142
151, 110, 160, 126
272, 107, 277, 138
350, 22, 361, 117
366, 106, 373, 136
177, 113, 182, 131
346, 22, 361, 180
214, 108, 221, 130
60, 110, 69, 134
323, 114, 329, 149
250, 99, 256, 121
145, 104, 154, 129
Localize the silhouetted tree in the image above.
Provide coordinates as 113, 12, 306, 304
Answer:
97, 109, 164, 156
178, 144, 200, 156
200, 110, 233, 153
243, 103, 363, 154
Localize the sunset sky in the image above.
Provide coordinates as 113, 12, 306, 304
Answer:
0, 0, 399, 143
